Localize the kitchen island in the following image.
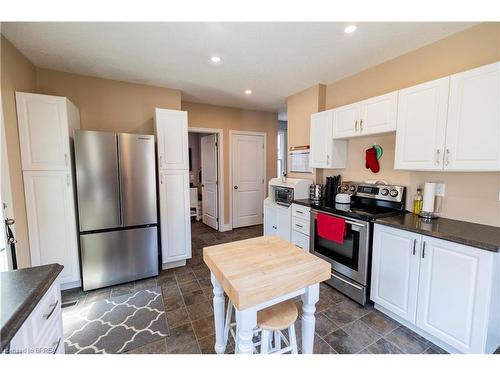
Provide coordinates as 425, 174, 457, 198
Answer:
203, 235, 330, 354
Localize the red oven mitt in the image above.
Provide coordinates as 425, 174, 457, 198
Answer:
365, 146, 380, 173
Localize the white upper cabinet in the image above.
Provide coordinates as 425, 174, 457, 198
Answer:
445, 62, 500, 171
310, 110, 347, 169
395, 62, 500, 172
332, 91, 398, 139
416, 236, 494, 353
360, 91, 398, 136
394, 77, 450, 170
332, 103, 360, 139
154, 108, 189, 170
16, 92, 79, 171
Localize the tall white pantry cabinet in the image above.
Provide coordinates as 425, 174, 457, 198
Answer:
154, 108, 192, 269
16, 92, 81, 288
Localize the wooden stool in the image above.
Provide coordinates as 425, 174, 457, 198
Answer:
258, 300, 298, 354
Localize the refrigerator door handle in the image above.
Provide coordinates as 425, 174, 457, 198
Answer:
116, 134, 123, 227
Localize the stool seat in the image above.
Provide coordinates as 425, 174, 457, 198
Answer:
257, 300, 298, 331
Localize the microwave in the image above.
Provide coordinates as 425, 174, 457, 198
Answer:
275, 186, 294, 207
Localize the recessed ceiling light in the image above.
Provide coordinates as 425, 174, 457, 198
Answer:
244, 89, 252, 95
210, 56, 221, 63
344, 25, 357, 34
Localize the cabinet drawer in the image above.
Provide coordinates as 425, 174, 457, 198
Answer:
35, 314, 64, 354
291, 231, 310, 251
291, 204, 310, 221
292, 216, 310, 235
30, 283, 61, 343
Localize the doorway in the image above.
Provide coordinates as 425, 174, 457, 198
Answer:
230, 131, 266, 228
188, 128, 223, 232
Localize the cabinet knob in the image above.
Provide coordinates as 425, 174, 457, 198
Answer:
354, 120, 358, 131
445, 149, 450, 166
435, 149, 441, 165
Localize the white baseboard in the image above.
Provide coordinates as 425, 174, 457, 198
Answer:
162, 260, 186, 270
60, 280, 81, 291
220, 223, 232, 232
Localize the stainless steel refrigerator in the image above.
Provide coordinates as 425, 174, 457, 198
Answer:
74, 130, 158, 291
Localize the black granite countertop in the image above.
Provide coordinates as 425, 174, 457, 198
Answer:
0, 264, 63, 351
375, 213, 500, 253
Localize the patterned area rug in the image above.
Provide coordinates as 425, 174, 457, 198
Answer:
63, 287, 169, 354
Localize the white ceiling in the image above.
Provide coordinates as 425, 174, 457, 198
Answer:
2, 22, 475, 112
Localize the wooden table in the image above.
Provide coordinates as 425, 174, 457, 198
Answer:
203, 236, 331, 354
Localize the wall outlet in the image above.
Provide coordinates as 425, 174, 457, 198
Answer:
435, 183, 446, 197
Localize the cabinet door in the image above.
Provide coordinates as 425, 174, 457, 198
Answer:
263, 203, 277, 236
360, 91, 398, 136
394, 77, 449, 170
276, 207, 291, 241
416, 236, 493, 353
23, 171, 80, 285
332, 103, 360, 139
16, 92, 71, 171
155, 108, 189, 170
445, 62, 500, 171
310, 110, 334, 168
159, 170, 191, 263
371, 225, 421, 323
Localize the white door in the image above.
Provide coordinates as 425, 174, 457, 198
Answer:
155, 108, 189, 170
23, 171, 80, 285
332, 103, 360, 139
231, 133, 265, 228
263, 203, 277, 236
371, 225, 421, 323
201, 134, 218, 230
416, 236, 494, 353
359, 91, 398, 136
16, 92, 71, 171
310, 111, 334, 168
394, 77, 449, 170
445, 62, 500, 171
159, 170, 191, 263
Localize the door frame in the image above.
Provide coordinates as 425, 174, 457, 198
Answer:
188, 127, 225, 231
229, 130, 267, 230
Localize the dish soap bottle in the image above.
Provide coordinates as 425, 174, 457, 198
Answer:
413, 188, 423, 215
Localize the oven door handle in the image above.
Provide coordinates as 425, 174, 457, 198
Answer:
331, 273, 363, 290
311, 209, 366, 228
344, 220, 366, 228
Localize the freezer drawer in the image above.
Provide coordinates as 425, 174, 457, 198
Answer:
80, 226, 158, 291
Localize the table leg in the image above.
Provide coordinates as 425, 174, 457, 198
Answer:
301, 283, 319, 354
211, 273, 226, 354
235, 308, 257, 354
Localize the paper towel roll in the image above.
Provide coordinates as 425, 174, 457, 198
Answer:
422, 182, 436, 213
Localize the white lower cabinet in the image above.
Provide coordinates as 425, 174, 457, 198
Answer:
8, 281, 64, 354
291, 230, 309, 251
371, 224, 499, 353
159, 170, 192, 265
290, 203, 310, 251
263, 200, 290, 241
23, 171, 80, 286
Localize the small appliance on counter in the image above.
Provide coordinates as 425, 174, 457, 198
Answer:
267, 178, 312, 207
309, 184, 324, 203
419, 182, 440, 219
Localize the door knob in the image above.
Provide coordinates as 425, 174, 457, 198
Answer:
234, 186, 238, 190
5, 218, 15, 226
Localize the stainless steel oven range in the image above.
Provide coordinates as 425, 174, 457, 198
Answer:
310, 182, 406, 305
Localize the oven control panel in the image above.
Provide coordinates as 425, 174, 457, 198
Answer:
340, 182, 405, 203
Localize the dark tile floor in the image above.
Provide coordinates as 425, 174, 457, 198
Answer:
62, 221, 453, 354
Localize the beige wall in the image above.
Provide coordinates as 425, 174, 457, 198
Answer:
35, 68, 182, 133
286, 84, 325, 181
181, 101, 278, 225
294, 23, 500, 226
1, 36, 37, 268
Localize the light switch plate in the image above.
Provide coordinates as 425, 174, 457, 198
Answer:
435, 183, 445, 197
